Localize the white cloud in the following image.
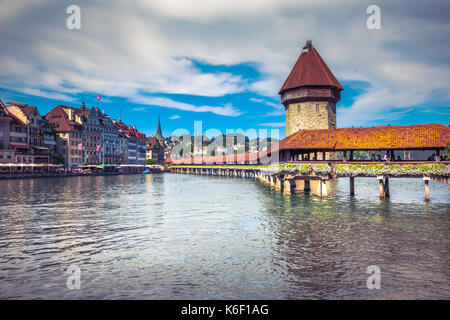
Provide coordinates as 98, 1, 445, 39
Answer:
0, 0, 449, 124
170, 115, 181, 120
131, 96, 242, 116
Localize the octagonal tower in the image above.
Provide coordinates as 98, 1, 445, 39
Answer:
279, 40, 343, 137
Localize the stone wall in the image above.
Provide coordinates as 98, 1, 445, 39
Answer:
285, 101, 336, 137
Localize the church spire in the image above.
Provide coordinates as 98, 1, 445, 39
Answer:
155, 114, 164, 141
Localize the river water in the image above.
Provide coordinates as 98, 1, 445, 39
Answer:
0, 173, 449, 299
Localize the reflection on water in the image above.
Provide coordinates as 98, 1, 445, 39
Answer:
0, 174, 449, 299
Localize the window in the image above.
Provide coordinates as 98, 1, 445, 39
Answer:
316, 104, 319, 112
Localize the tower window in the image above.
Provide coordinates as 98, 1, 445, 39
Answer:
316, 104, 319, 112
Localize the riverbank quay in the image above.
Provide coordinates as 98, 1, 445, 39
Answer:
0, 164, 166, 179
169, 161, 450, 200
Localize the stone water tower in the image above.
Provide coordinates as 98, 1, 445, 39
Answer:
279, 40, 343, 137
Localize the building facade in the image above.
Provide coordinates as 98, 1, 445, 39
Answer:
118, 130, 128, 164
45, 106, 83, 165
101, 114, 121, 164
81, 105, 103, 165
146, 137, 164, 164
113, 120, 146, 165
8, 103, 50, 164
0, 100, 14, 163
42, 119, 58, 163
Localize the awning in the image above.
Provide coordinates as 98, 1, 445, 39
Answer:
11, 144, 31, 149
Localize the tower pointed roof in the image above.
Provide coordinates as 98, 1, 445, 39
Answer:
155, 115, 164, 141
279, 40, 343, 94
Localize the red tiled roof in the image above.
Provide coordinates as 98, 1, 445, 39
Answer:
171, 151, 266, 165
114, 120, 146, 139
279, 41, 343, 94
45, 106, 82, 132
146, 137, 159, 149
20, 106, 39, 117
278, 123, 450, 151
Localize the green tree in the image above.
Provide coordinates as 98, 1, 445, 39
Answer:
51, 151, 64, 164
146, 159, 155, 165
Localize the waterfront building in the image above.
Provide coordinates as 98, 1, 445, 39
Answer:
42, 119, 58, 163
137, 137, 147, 165
146, 116, 166, 164
0, 100, 14, 163
146, 137, 164, 164
80, 104, 104, 165
6, 110, 28, 163
6, 101, 50, 164
45, 106, 83, 165
100, 113, 121, 164
118, 130, 128, 164
113, 120, 146, 165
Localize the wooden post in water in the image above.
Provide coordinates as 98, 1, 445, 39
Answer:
424, 177, 430, 201
384, 178, 390, 198
350, 176, 355, 196
378, 176, 385, 199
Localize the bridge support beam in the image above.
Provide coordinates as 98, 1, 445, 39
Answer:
294, 179, 309, 194
275, 177, 282, 191
283, 180, 293, 195
424, 177, 430, 201
377, 176, 390, 199
310, 179, 328, 197
270, 176, 276, 188
350, 177, 355, 196
384, 178, 390, 198
378, 176, 384, 199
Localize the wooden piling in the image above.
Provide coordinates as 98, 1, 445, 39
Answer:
384, 178, 390, 198
424, 177, 430, 201
378, 176, 384, 199
350, 176, 355, 196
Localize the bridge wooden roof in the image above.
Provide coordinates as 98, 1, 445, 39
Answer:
278, 123, 450, 151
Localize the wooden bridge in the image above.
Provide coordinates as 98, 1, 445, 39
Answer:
169, 160, 450, 201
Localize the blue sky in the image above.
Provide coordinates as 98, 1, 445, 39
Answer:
0, 0, 449, 139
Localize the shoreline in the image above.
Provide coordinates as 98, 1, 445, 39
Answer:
0, 167, 166, 179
